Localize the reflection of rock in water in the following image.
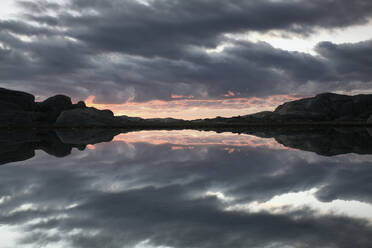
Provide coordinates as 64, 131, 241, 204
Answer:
1, 127, 372, 165
242, 127, 372, 156
279, 128, 372, 156
0, 129, 120, 165
0, 130, 36, 165
0, 130, 65, 165
56, 128, 121, 145
199, 127, 372, 156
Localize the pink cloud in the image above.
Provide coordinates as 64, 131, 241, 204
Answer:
113, 130, 289, 151
85, 94, 301, 120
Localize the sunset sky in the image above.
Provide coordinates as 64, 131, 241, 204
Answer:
1, 0, 372, 119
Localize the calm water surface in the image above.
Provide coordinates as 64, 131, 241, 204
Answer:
1, 130, 372, 248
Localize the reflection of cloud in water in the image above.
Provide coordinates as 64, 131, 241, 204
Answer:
0, 132, 372, 247
113, 130, 287, 150
217, 188, 372, 221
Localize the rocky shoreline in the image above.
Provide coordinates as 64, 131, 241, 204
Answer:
1, 87, 372, 127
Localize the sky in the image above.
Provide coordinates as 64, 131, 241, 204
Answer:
1, 0, 372, 119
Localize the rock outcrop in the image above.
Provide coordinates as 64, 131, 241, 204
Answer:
36, 95, 74, 123
1, 87, 372, 127
0, 87, 35, 111
55, 108, 122, 127
0, 87, 114, 127
273, 93, 372, 122
0, 88, 38, 126
202, 92, 372, 124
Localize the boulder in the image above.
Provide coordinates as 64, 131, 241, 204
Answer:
73, 101, 87, 109
0, 87, 35, 111
36, 95, 73, 123
0, 88, 93, 126
55, 107, 122, 127
37, 94, 72, 111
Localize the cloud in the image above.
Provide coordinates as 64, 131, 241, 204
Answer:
0, 0, 372, 103
56, 0, 372, 58
85, 90, 300, 119
316, 40, 372, 82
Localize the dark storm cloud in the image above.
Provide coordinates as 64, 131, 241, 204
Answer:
0, 0, 372, 102
14, 0, 372, 58
316, 40, 372, 82
65, 0, 372, 59
1, 139, 372, 247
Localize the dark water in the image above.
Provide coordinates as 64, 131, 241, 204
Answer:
1, 129, 372, 248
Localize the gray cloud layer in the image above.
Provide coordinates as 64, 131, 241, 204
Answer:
0, 0, 372, 102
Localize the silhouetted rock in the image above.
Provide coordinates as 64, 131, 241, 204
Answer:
145, 117, 186, 124
273, 93, 372, 121
74, 101, 87, 109
367, 115, 372, 124
0, 88, 37, 126
0, 88, 88, 126
117, 115, 145, 123
36, 95, 74, 123
0, 87, 35, 111
0, 112, 36, 126
37, 94, 72, 111
55, 107, 122, 127
1, 87, 372, 127
206, 93, 372, 124
249, 111, 275, 119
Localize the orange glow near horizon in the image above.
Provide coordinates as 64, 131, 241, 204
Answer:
86, 144, 96, 150
85, 94, 300, 120
112, 130, 288, 151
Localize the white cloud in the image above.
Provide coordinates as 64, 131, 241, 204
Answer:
228, 20, 372, 54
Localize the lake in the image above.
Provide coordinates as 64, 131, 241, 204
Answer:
0, 129, 372, 248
